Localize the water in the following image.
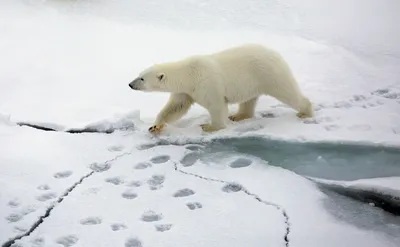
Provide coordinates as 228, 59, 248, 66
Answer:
197, 137, 400, 235
201, 137, 400, 181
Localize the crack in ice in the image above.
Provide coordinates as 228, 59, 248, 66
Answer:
1, 151, 134, 247
17, 122, 115, 134
171, 160, 291, 247
1, 171, 94, 247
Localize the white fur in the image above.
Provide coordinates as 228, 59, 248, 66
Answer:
129, 44, 313, 132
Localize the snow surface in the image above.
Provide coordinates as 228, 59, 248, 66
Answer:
1, 0, 400, 246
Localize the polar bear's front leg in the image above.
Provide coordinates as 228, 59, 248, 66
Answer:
149, 93, 194, 134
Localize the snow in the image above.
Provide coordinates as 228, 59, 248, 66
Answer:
1, 0, 400, 246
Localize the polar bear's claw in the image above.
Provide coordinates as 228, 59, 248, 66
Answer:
148, 124, 165, 134
228, 114, 252, 122
296, 112, 311, 119
200, 124, 223, 133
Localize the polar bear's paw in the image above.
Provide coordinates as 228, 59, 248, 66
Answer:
200, 124, 223, 133
228, 114, 252, 122
296, 112, 312, 119
148, 124, 165, 134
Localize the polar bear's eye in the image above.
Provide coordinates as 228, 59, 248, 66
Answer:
140, 77, 144, 81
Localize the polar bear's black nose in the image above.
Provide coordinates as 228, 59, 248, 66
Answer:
129, 83, 133, 89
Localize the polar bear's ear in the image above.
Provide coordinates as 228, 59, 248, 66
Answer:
157, 73, 165, 81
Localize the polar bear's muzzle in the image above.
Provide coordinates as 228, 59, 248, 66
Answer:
129, 78, 144, 91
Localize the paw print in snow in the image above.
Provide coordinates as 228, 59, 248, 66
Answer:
150, 155, 170, 164
173, 188, 195, 197
141, 210, 163, 222
186, 202, 203, 210
54, 171, 73, 179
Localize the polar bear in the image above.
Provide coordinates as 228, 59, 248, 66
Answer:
128, 44, 313, 134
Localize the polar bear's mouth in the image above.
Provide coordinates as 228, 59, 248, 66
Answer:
128, 77, 145, 91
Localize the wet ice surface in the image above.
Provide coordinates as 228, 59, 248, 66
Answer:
1, 129, 399, 247
9, 144, 289, 247
201, 137, 400, 181
320, 187, 400, 239
194, 137, 400, 237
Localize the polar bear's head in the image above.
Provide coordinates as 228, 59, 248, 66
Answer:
129, 61, 190, 93
128, 65, 167, 92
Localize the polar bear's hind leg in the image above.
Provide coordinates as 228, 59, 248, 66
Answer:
201, 101, 229, 132
229, 97, 259, 122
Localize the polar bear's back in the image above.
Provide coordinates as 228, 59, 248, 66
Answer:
210, 44, 294, 82
205, 44, 300, 103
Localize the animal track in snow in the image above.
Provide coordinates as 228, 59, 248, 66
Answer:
185, 145, 204, 151
260, 112, 277, 118
186, 202, 203, 210
155, 224, 172, 232
134, 162, 152, 170
81, 187, 101, 195
173, 188, 195, 197
6, 213, 23, 223
351, 94, 370, 102
8, 199, 20, 208
303, 116, 336, 125
108, 145, 124, 152
361, 101, 384, 109
141, 210, 163, 222
137, 143, 158, 150
150, 155, 170, 164
80, 216, 102, 225
90, 162, 111, 172
20, 206, 36, 216
14, 226, 27, 233
180, 152, 201, 167
126, 180, 142, 187
372, 88, 400, 99
122, 190, 138, 200
373, 88, 390, 95
333, 101, 353, 109
5, 206, 35, 223
147, 174, 165, 190
229, 158, 252, 168
324, 124, 341, 131
54, 170, 73, 179
56, 235, 79, 247
125, 238, 142, 247
105, 177, 125, 185
31, 237, 45, 247
111, 223, 127, 231
222, 183, 242, 193
36, 192, 57, 202
37, 184, 50, 191
149, 186, 160, 191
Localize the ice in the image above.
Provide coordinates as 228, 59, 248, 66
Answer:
311, 177, 400, 215
12, 145, 287, 247
16, 110, 140, 134
0, 122, 146, 244
0, 114, 13, 127
1, 0, 400, 246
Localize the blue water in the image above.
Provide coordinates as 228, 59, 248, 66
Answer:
201, 137, 400, 181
